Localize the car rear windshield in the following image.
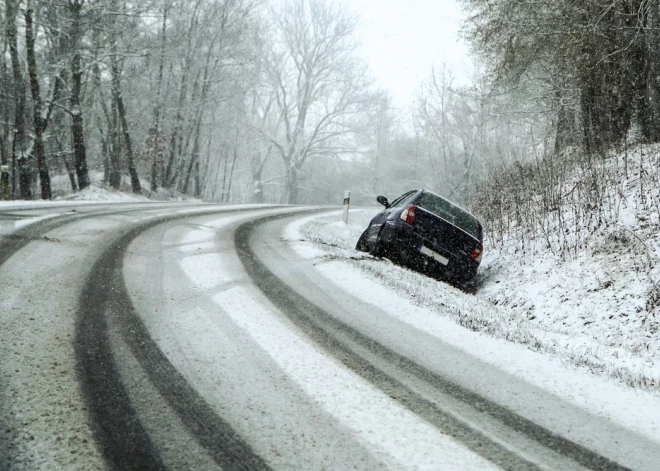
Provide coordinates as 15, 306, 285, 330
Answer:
417, 192, 482, 240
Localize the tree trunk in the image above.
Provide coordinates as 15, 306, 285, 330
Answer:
109, 0, 140, 194
165, 64, 198, 190
69, 2, 90, 190
25, 3, 51, 199
0, 135, 5, 169
91, 42, 119, 189
182, 116, 202, 194
182, 49, 214, 194
0, 46, 8, 168
45, 4, 72, 192
223, 145, 239, 203
174, 70, 203, 192
164, 73, 189, 188
109, 101, 121, 190
151, 3, 169, 192
98, 125, 110, 185
220, 147, 229, 200
252, 168, 264, 204
250, 145, 272, 204
254, 182, 264, 203
111, 57, 141, 194
193, 160, 201, 198
57, 137, 78, 192
554, 87, 575, 154
285, 163, 299, 204
6, 0, 31, 199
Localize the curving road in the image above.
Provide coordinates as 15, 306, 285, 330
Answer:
0, 203, 658, 470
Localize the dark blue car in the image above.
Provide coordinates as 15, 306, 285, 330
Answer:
356, 190, 484, 282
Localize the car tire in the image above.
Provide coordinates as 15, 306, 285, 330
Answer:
355, 230, 369, 252
369, 227, 387, 258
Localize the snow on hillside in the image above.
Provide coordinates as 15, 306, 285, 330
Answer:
298, 146, 660, 391
1, 171, 201, 204
478, 144, 660, 388
58, 185, 149, 202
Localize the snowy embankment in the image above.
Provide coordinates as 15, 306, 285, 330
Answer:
286, 210, 660, 444
49, 171, 149, 201
0, 177, 146, 208
479, 144, 660, 389
293, 191, 660, 391
0, 170, 200, 205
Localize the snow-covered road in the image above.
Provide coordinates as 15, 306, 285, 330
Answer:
1, 203, 659, 470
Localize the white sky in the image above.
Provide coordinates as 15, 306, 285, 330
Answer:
345, 0, 473, 110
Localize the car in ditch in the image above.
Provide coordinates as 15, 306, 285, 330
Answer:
355, 189, 484, 282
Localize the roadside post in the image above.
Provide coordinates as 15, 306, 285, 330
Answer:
1, 165, 9, 200
343, 190, 350, 224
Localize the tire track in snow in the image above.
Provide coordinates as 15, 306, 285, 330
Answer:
75, 207, 295, 470
0, 203, 181, 267
0, 208, 100, 266
235, 213, 630, 471
0, 203, 188, 468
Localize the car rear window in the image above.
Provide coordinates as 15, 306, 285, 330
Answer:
389, 190, 417, 208
417, 192, 482, 240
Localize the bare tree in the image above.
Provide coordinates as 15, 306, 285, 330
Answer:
263, 0, 369, 203
25, 0, 51, 199
5, 0, 30, 198
463, 0, 660, 155
149, 0, 170, 192
68, 0, 90, 190
362, 90, 394, 196
109, 0, 141, 194
0, 0, 379, 203
245, 80, 280, 203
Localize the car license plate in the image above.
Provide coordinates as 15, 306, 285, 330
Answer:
419, 245, 449, 266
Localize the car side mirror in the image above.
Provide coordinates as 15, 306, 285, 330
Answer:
376, 195, 389, 208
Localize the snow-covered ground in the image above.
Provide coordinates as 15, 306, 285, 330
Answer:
160, 209, 660, 468
124, 209, 501, 470
8, 149, 660, 391
476, 144, 660, 390
4, 194, 660, 467
0, 187, 143, 209
293, 204, 660, 392
285, 210, 660, 457
57, 184, 149, 202
0, 170, 201, 207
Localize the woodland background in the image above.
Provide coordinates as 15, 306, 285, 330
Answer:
1, 0, 658, 212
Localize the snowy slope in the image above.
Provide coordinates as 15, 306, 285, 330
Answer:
479, 144, 660, 389
0, 170, 201, 204
285, 210, 660, 456
295, 199, 660, 391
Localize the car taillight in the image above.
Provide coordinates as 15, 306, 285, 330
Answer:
469, 243, 483, 262
400, 205, 417, 225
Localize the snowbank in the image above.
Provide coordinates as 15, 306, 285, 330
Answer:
296, 202, 660, 391
479, 144, 660, 389
1, 170, 201, 206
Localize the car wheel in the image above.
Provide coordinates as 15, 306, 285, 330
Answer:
355, 230, 369, 252
369, 227, 387, 258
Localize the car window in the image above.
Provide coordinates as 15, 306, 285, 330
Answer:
388, 190, 417, 208
417, 192, 482, 240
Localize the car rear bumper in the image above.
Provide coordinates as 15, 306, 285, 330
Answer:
379, 220, 480, 281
